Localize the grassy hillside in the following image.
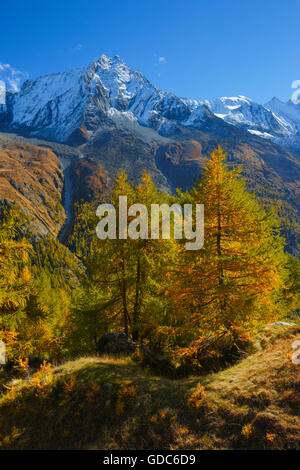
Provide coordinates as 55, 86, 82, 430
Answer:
0, 324, 299, 450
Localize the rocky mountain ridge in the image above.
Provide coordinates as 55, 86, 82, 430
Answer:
1, 54, 300, 151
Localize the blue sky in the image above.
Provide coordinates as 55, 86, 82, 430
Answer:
1, 0, 300, 103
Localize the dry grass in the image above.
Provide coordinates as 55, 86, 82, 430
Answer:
0, 324, 299, 450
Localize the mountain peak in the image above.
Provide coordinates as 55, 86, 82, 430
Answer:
97, 54, 113, 69
96, 53, 125, 69
265, 96, 284, 106
219, 95, 252, 104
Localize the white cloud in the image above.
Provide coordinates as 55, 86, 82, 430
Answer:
158, 56, 167, 64
0, 63, 28, 92
74, 43, 83, 51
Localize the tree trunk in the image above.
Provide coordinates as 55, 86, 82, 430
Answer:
132, 254, 141, 342
217, 187, 226, 315
120, 250, 129, 336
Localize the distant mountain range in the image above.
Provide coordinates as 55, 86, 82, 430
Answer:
193, 95, 300, 151
0, 54, 300, 254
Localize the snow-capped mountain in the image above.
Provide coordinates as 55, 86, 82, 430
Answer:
1, 55, 206, 143
183, 95, 300, 147
264, 97, 300, 149
197, 96, 290, 137
11, 64, 89, 141
1, 53, 300, 151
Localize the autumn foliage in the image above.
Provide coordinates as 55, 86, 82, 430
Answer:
0, 147, 299, 368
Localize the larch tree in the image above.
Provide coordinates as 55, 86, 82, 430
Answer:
173, 146, 286, 343
0, 205, 33, 358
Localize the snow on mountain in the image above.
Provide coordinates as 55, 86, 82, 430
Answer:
265, 97, 300, 132
264, 97, 300, 149
182, 95, 300, 150
194, 95, 293, 137
5, 54, 198, 141
12, 64, 90, 141
1, 53, 300, 150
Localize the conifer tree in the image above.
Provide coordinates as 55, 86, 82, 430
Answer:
173, 146, 285, 342
0, 205, 33, 357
